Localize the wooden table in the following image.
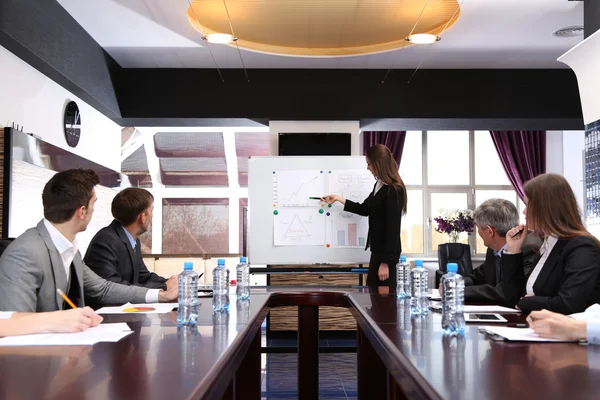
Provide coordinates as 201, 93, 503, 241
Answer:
0, 288, 599, 400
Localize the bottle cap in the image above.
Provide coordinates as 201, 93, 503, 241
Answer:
183, 261, 193, 270
240, 257, 247, 262
447, 263, 458, 273
400, 256, 407, 262
414, 259, 423, 267
217, 258, 225, 266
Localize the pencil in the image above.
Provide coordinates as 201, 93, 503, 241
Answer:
57, 288, 77, 309
308, 197, 322, 200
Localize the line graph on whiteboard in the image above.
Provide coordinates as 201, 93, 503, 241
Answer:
273, 170, 326, 207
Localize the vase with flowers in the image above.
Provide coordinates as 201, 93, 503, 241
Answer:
434, 209, 475, 243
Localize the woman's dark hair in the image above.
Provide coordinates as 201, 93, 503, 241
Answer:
365, 144, 407, 214
524, 173, 600, 246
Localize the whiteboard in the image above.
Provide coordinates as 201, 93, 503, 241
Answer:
248, 156, 376, 264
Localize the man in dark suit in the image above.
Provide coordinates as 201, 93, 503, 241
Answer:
464, 199, 539, 305
84, 188, 175, 291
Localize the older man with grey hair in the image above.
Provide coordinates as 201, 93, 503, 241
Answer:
465, 198, 539, 305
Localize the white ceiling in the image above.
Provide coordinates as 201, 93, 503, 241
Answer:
58, 0, 584, 69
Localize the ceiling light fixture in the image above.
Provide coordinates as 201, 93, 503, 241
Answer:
203, 33, 238, 44
405, 33, 441, 44
552, 26, 584, 38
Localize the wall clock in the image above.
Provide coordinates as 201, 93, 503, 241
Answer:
64, 101, 81, 148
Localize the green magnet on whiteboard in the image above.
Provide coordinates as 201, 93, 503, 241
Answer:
273, 210, 279, 215
329, 171, 331, 173
319, 209, 324, 214
328, 204, 332, 208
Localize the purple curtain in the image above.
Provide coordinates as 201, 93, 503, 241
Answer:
489, 131, 546, 200
362, 131, 407, 167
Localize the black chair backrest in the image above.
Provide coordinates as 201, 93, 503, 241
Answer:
437, 242, 473, 276
0, 238, 16, 258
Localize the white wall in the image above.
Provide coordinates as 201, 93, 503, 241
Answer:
546, 131, 564, 175
0, 45, 121, 171
268, 121, 360, 155
546, 130, 585, 217
563, 130, 585, 214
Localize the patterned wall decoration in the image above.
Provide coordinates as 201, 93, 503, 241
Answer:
585, 119, 600, 238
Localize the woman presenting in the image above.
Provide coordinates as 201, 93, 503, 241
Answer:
323, 144, 407, 288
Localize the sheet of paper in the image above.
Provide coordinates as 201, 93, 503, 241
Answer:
480, 326, 575, 342
430, 304, 520, 313
428, 289, 441, 300
0, 323, 133, 346
463, 305, 520, 313
96, 303, 177, 314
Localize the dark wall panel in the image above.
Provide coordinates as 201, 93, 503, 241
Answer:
115, 69, 583, 126
0, 0, 121, 119
585, 0, 600, 38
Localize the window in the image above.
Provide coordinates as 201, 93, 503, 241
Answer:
121, 128, 271, 255
400, 131, 520, 257
162, 199, 229, 254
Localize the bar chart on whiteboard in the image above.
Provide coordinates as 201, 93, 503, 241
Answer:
326, 212, 369, 248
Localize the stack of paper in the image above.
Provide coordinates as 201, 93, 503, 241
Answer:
96, 302, 177, 314
0, 323, 133, 346
480, 326, 576, 342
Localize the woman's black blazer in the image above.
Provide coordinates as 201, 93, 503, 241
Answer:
343, 183, 404, 265
501, 235, 600, 314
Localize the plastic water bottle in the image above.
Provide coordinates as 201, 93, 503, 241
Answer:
236, 257, 250, 300
177, 261, 199, 326
212, 258, 230, 312
441, 263, 466, 335
396, 255, 410, 298
410, 259, 429, 315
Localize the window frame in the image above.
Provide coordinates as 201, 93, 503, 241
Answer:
402, 130, 518, 258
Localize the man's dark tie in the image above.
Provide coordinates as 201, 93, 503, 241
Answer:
64, 262, 81, 309
494, 255, 502, 285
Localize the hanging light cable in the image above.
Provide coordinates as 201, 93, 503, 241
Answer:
187, 0, 225, 83
406, 0, 466, 84
222, 0, 250, 83
381, 0, 431, 83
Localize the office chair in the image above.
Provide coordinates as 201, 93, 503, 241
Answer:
436, 243, 473, 287
0, 238, 15, 257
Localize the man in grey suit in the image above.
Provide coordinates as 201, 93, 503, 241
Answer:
0, 169, 178, 312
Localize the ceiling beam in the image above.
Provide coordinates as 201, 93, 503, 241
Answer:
115, 68, 583, 128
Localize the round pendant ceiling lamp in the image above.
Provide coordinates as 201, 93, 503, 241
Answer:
187, 0, 460, 56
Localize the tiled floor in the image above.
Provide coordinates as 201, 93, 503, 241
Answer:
261, 351, 357, 399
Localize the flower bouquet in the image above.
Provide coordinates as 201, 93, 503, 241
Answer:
434, 209, 475, 243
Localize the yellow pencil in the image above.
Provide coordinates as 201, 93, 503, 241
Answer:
57, 288, 77, 309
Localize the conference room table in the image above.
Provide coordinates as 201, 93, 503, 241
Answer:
0, 286, 599, 400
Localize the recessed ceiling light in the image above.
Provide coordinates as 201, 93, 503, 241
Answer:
405, 33, 441, 45
204, 33, 238, 44
552, 26, 584, 38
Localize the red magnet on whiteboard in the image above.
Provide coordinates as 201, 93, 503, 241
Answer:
326, 243, 330, 248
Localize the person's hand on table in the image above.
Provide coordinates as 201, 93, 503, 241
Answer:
527, 309, 587, 341
37, 307, 102, 333
158, 280, 178, 302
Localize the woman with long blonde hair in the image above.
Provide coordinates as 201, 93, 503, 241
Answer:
503, 173, 600, 314
323, 144, 407, 289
